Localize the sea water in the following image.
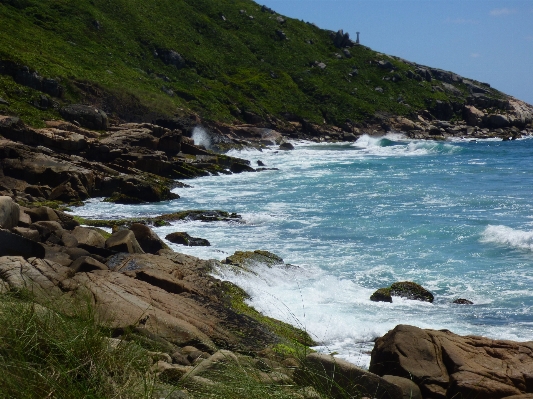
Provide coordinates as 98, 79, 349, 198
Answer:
74, 134, 533, 367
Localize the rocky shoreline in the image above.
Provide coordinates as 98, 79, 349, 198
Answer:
2, 111, 533, 398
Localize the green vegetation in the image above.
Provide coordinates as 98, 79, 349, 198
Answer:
221, 281, 315, 348
0, 0, 502, 128
0, 291, 154, 399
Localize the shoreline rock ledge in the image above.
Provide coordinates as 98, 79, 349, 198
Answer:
369, 324, 533, 399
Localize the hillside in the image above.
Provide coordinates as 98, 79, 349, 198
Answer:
1, 0, 531, 135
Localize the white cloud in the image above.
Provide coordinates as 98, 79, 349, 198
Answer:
490, 8, 517, 16
470, 53, 481, 58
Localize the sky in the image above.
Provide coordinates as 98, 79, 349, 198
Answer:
258, 0, 533, 104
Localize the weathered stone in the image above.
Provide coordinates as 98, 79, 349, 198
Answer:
0, 229, 45, 258
129, 223, 168, 254
382, 375, 422, 399
370, 325, 533, 399
70, 256, 108, 273
25, 206, 60, 223
105, 230, 145, 254
71, 226, 107, 248
295, 353, 403, 399
11, 226, 40, 242
0, 196, 20, 229
59, 104, 108, 130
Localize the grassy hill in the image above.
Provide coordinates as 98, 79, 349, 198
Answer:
0, 0, 506, 128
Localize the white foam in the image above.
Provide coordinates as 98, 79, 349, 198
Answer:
481, 225, 533, 251
192, 126, 212, 149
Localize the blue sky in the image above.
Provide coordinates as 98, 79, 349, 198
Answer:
258, 0, 533, 104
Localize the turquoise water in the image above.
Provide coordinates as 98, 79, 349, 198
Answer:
75, 134, 533, 366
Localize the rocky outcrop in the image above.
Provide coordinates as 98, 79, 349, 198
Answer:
60, 104, 109, 130
0, 117, 257, 204
370, 325, 533, 399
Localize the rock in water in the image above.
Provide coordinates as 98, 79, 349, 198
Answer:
0, 196, 20, 230
390, 281, 434, 302
165, 232, 210, 247
370, 288, 393, 302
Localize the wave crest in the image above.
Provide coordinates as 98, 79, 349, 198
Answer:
481, 225, 533, 251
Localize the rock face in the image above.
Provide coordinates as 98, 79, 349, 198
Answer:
370, 325, 533, 399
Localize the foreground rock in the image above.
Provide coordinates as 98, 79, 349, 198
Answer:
370, 324, 533, 399
295, 353, 404, 399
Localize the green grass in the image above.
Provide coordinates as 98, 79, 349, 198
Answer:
0, 0, 506, 128
0, 291, 155, 399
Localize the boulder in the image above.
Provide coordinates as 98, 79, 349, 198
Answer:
382, 375, 422, 399
165, 232, 210, 247
0, 196, 20, 229
25, 206, 60, 223
390, 281, 434, 303
71, 226, 106, 248
295, 353, 403, 399
11, 226, 40, 242
70, 256, 108, 273
370, 325, 533, 399
59, 104, 109, 130
105, 230, 145, 254
0, 229, 45, 258
129, 223, 168, 254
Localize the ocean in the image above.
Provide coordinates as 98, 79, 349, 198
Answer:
74, 134, 533, 367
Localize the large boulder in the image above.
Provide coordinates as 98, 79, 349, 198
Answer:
71, 226, 107, 248
463, 105, 485, 126
105, 230, 145, 254
0, 229, 45, 258
59, 104, 108, 130
295, 353, 403, 399
370, 325, 533, 399
129, 223, 168, 254
0, 196, 20, 230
